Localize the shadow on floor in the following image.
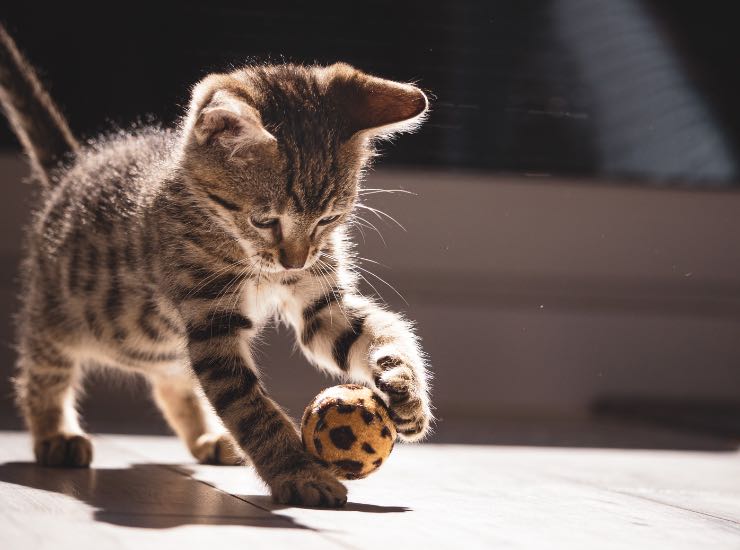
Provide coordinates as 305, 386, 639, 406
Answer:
0, 462, 408, 529
241, 493, 409, 514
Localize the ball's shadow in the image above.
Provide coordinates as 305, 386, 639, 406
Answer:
243, 494, 410, 513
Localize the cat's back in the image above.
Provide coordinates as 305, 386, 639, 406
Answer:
31, 127, 178, 257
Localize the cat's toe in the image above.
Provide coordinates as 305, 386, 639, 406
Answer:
389, 397, 433, 442
193, 433, 246, 465
375, 361, 433, 441
34, 433, 93, 467
271, 467, 347, 508
375, 361, 414, 403
395, 413, 431, 441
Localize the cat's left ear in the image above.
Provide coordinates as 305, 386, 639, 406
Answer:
187, 77, 277, 159
321, 63, 429, 139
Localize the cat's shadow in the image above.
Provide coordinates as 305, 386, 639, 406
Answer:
0, 461, 409, 530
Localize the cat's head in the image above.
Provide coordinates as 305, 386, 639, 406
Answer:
179, 63, 427, 273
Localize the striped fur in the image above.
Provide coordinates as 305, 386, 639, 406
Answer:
2, 26, 431, 507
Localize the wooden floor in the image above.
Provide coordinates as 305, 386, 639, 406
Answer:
1, 431, 739, 549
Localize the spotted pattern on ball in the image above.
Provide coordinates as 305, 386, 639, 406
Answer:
302, 385, 396, 479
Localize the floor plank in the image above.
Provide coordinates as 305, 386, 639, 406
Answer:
118, 433, 740, 549
537, 447, 740, 523
1, 431, 740, 549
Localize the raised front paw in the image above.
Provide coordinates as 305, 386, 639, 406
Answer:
270, 462, 348, 508
374, 356, 432, 441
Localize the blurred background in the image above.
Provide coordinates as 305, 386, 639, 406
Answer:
1, 1, 739, 449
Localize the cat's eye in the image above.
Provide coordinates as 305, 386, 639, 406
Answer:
251, 216, 279, 229
317, 215, 340, 226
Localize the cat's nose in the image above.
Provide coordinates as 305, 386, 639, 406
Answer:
279, 257, 304, 270
278, 246, 308, 270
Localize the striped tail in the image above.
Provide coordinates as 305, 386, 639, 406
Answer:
0, 24, 78, 186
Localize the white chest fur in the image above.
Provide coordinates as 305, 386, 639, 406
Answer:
241, 279, 296, 327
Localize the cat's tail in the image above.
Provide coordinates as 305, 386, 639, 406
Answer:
0, 23, 78, 186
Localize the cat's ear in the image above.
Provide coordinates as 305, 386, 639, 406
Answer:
190, 85, 276, 158
321, 63, 429, 138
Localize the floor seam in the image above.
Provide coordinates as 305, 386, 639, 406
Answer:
552, 471, 740, 528
612, 490, 740, 528
97, 435, 279, 516
146, 462, 363, 549
97, 434, 359, 548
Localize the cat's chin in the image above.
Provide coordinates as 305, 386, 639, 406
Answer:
255, 265, 284, 276
262, 264, 308, 276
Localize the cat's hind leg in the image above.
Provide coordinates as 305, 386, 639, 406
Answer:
150, 373, 244, 465
15, 337, 92, 467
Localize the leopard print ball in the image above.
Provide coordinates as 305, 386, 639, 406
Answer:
301, 384, 396, 480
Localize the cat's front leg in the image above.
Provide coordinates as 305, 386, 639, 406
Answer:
294, 291, 433, 441
183, 305, 347, 507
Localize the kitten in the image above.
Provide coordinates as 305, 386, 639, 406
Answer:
0, 25, 432, 507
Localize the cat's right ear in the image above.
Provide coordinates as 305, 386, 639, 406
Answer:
320, 63, 429, 140
188, 82, 276, 159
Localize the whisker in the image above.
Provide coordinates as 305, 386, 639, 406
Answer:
315, 260, 339, 326
322, 251, 386, 270
356, 204, 406, 232
350, 267, 384, 301
352, 215, 387, 246
357, 256, 388, 268
348, 219, 367, 244
321, 252, 389, 302
353, 263, 408, 305
358, 188, 417, 196
311, 262, 334, 326
316, 257, 352, 326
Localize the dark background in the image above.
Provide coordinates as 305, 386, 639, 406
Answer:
1, 1, 739, 448
2, 0, 740, 182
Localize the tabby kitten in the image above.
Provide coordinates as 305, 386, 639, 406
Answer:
0, 25, 432, 507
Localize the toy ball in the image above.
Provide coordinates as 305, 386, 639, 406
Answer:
301, 384, 396, 479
